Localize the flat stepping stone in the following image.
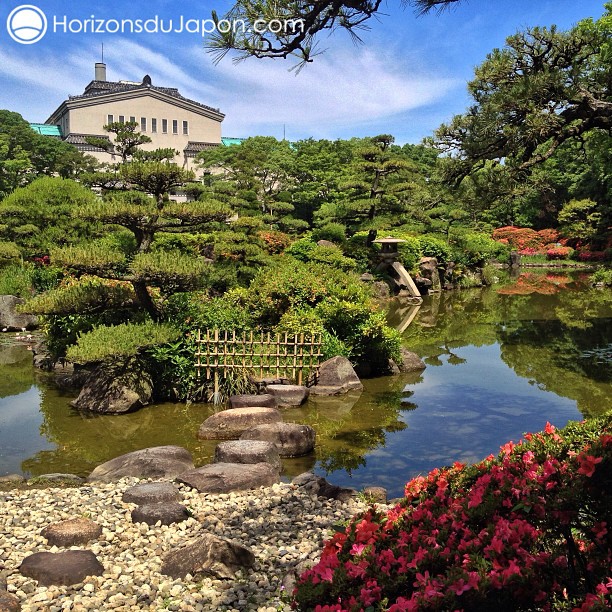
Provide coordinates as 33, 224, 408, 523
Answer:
241, 422, 316, 457
265, 384, 309, 406
88, 445, 194, 482
41, 518, 102, 547
131, 502, 190, 526
122, 482, 182, 505
20, 550, 104, 586
197, 407, 282, 440
162, 533, 255, 580
214, 440, 281, 471
228, 394, 276, 408
177, 462, 280, 493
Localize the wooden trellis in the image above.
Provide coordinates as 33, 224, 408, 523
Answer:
195, 329, 323, 394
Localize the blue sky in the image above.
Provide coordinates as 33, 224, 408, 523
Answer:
0, 0, 607, 144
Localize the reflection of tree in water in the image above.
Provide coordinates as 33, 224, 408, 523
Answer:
399, 277, 611, 420
297, 375, 420, 476
0, 344, 36, 399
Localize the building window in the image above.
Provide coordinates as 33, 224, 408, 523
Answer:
107, 114, 114, 125
141, 117, 147, 132
130, 116, 136, 123
151, 118, 157, 133
119, 115, 125, 123
162, 119, 168, 134
182, 120, 189, 135
172, 120, 178, 135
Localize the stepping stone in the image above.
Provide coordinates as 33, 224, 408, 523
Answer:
122, 482, 182, 505
88, 446, 194, 482
41, 518, 102, 547
197, 408, 282, 440
228, 394, 276, 408
20, 550, 104, 586
177, 462, 280, 493
214, 440, 281, 471
265, 384, 309, 407
162, 533, 255, 580
241, 422, 316, 457
131, 502, 190, 526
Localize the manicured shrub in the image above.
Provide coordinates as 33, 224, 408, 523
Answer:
454, 232, 511, 267
546, 247, 574, 260
492, 226, 543, 250
577, 251, 606, 262
418, 235, 452, 265
293, 414, 612, 612
311, 223, 348, 244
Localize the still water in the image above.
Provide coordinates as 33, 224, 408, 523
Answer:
1, 271, 610, 497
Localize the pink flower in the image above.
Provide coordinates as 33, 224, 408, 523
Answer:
577, 454, 603, 477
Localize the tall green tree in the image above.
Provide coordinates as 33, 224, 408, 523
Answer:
0, 110, 94, 198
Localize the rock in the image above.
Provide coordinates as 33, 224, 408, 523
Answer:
371, 280, 391, 299
418, 257, 441, 292
71, 366, 153, 414
41, 518, 102, 547
228, 394, 276, 409
265, 384, 309, 407
197, 407, 282, 440
363, 486, 388, 504
414, 276, 433, 293
19, 550, 104, 586
310, 356, 363, 395
87, 446, 194, 483
214, 440, 281, 472
30, 474, 85, 485
131, 502, 190, 526
398, 348, 426, 373
0, 474, 25, 484
0, 295, 38, 331
161, 533, 255, 580
240, 423, 316, 457
359, 273, 374, 282
0, 591, 20, 612
177, 463, 280, 493
292, 473, 357, 502
122, 482, 182, 505
387, 359, 401, 375
316, 240, 336, 248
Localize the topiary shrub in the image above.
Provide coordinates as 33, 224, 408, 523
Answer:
293, 414, 612, 612
418, 235, 452, 265
311, 223, 348, 244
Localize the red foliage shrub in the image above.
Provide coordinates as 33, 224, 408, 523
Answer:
546, 247, 573, 260
577, 251, 606, 262
257, 230, 291, 254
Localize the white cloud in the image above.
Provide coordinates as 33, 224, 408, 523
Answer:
0, 38, 459, 138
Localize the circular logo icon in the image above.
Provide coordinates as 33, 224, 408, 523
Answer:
6, 5, 47, 44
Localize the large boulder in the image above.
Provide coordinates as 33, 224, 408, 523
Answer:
240, 422, 316, 457
161, 534, 255, 580
71, 366, 153, 414
398, 348, 426, 373
87, 446, 194, 483
310, 356, 363, 395
19, 550, 104, 586
197, 407, 282, 440
228, 394, 276, 409
177, 462, 280, 493
214, 440, 281, 471
0, 295, 38, 331
41, 518, 102, 547
265, 384, 309, 407
418, 257, 441, 292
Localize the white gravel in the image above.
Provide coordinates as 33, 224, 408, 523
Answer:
0, 479, 374, 611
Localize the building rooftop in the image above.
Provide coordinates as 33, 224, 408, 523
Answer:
30, 123, 62, 137
69, 75, 222, 116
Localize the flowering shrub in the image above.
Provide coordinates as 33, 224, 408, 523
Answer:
546, 247, 574, 260
577, 251, 606, 262
492, 226, 543, 250
293, 414, 612, 611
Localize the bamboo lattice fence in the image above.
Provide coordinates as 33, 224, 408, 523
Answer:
195, 329, 323, 395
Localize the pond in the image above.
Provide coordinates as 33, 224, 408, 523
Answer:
0, 270, 610, 498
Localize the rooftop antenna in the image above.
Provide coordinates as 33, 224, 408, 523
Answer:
283, 124, 286, 140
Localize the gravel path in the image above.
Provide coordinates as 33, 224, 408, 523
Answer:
0, 479, 374, 611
